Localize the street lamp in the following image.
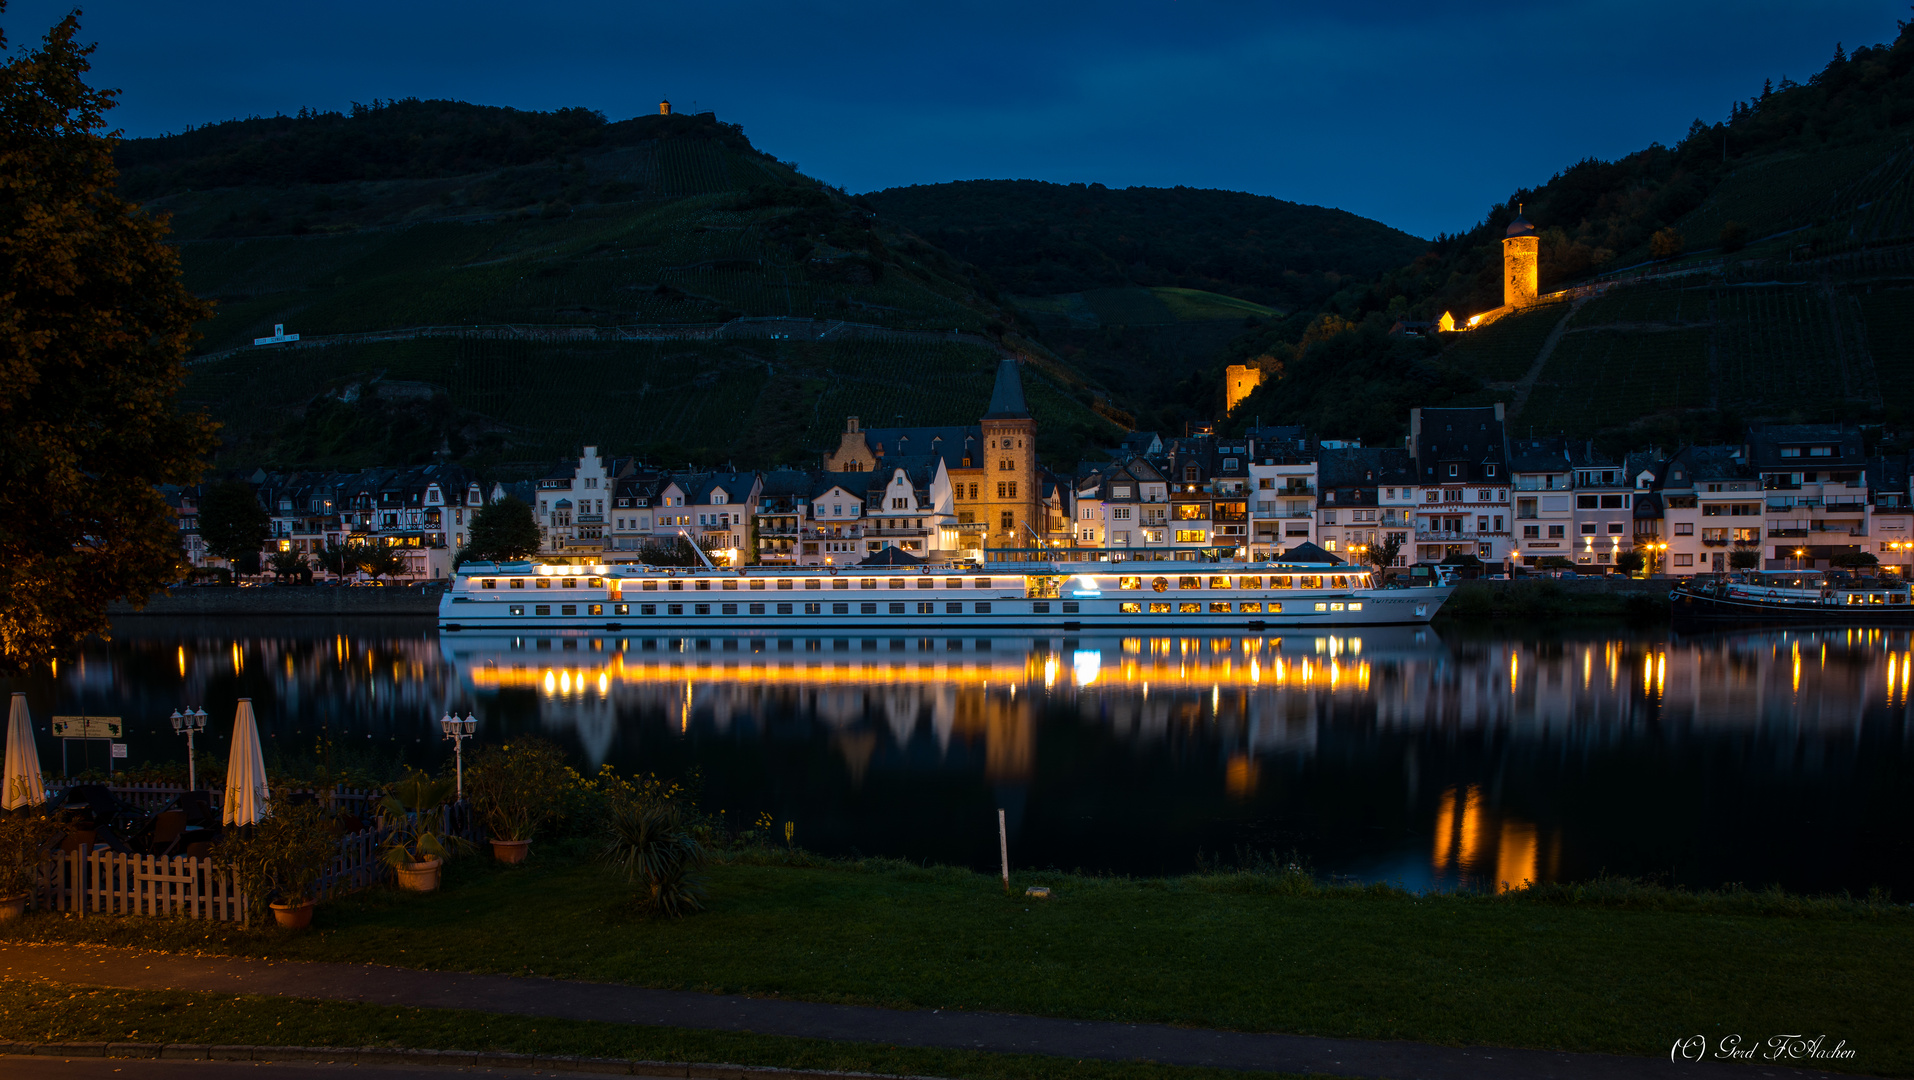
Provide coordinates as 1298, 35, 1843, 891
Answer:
439, 711, 478, 798
169, 706, 208, 791
1794, 547, 1808, 570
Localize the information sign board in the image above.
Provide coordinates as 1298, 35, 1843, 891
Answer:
52, 716, 121, 739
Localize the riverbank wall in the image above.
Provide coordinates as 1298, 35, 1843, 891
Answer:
1438, 577, 1669, 620
108, 587, 439, 617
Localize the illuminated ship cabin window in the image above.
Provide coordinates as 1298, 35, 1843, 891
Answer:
1269, 602, 1282, 612
641, 581, 658, 591
889, 578, 906, 589
1349, 603, 1363, 611
695, 581, 711, 591
1178, 601, 1201, 613
1240, 601, 1262, 613
722, 580, 738, 590
1209, 602, 1231, 613
481, 579, 496, 590
1330, 602, 1345, 611
1120, 602, 1142, 613
860, 578, 878, 589
588, 577, 602, 587
1240, 576, 1262, 589
535, 578, 551, 589
832, 579, 849, 590
668, 581, 684, 591
1272, 576, 1292, 589
562, 578, 577, 588
945, 578, 964, 588
1332, 576, 1348, 589
1209, 576, 1231, 590
1149, 602, 1171, 613
1178, 576, 1201, 590
1152, 577, 1169, 592
973, 577, 993, 589
1315, 602, 1329, 611
777, 580, 794, 590
749, 580, 766, 590
510, 579, 525, 588
804, 580, 821, 590
1119, 576, 1142, 590
509, 605, 525, 615
917, 578, 934, 589
1302, 576, 1324, 589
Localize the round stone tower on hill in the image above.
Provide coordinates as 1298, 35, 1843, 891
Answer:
1503, 209, 1538, 309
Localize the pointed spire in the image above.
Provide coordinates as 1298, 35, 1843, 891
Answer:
983, 357, 1030, 420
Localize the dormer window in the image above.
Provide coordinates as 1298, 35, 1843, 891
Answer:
1448, 464, 1459, 478
1484, 465, 1496, 478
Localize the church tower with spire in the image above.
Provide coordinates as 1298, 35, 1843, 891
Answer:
979, 357, 1038, 549
1503, 206, 1539, 309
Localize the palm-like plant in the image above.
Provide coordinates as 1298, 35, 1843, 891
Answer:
601, 795, 706, 918
377, 772, 469, 870
314, 542, 360, 581
266, 548, 309, 582
359, 543, 411, 583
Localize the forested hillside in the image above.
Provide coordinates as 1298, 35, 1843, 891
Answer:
118, 101, 1124, 471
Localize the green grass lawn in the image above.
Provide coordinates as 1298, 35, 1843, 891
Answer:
0, 984, 1278, 1080
5, 853, 1909, 1075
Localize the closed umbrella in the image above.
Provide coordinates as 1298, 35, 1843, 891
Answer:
3, 693, 45, 811
221, 698, 269, 826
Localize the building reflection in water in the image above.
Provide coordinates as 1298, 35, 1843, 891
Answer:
15, 620, 1913, 892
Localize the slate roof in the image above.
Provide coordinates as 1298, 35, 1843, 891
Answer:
982, 357, 1031, 420
1508, 436, 1571, 474
1746, 423, 1866, 470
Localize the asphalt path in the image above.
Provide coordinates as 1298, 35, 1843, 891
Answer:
0, 943, 1876, 1080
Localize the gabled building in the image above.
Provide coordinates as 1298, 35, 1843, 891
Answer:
1869, 454, 1912, 576
1508, 437, 1573, 567
1568, 445, 1636, 570
1245, 426, 1318, 557
1409, 405, 1511, 564
1747, 423, 1869, 570
1317, 447, 1415, 567
1655, 446, 1751, 576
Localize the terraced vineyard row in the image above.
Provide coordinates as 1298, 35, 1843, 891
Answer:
1518, 329, 1711, 432
1859, 286, 1914, 407
1711, 284, 1877, 412
1675, 140, 1901, 246
1566, 284, 1703, 328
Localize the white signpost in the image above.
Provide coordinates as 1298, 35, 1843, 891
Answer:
253, 323, 300, 346
52, 715, 123, 775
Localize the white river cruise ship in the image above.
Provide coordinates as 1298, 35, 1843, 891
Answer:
439, 551, 1456, 632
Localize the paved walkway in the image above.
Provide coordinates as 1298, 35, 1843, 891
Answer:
0, 943, 1872, 1080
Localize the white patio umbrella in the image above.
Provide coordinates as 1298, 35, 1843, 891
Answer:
3, 692, 46, 811
221, 698, 270, 826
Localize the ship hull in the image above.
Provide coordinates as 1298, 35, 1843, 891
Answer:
1670, 587, 1914, 628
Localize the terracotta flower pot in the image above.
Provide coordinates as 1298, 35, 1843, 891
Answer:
270, 900, 315, 929
394, 857, 444, 892
491, 839, 532, 865
0, 893, 28, 923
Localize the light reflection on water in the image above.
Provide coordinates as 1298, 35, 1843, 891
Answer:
6, 619, 1911, 895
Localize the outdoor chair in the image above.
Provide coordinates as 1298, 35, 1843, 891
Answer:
59, 827, 97, 853
149, 809, 188, 856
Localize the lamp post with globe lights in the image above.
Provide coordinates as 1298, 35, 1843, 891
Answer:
439, 712, 478, 798
169, 706, 208, 791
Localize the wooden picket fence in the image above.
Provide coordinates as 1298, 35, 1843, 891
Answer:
34, 796, 483, 925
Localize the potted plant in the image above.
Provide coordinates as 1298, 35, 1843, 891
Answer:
213, 797, 338, 929
378, 771, 466, 891
0, 810, 64, 922
466, 739, 569, 864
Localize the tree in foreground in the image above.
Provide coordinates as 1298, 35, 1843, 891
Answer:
197, 480, 270, 575
0, 10, 215, 669
358, 543, 411, 583
313, 542, 360, 580
1363, 534, 1403, 575
459, 496, 539, 564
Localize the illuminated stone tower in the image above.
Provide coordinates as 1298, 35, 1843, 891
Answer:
1503, 207, 1538, 309
979, 357, 1038, 549
1223, 364, 1263, 415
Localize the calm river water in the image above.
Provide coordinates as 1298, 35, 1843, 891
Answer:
5, 618, 1911, 897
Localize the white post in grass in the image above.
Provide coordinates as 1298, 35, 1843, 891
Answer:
998, 808, 1009, 894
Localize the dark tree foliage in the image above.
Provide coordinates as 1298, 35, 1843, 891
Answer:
865, 180, 1426, 310
196, 480, 270, 567
462, 496, 540, 563
0, 9, 217, 668
1220, 314, 1475, 445
114, 101, 767, 198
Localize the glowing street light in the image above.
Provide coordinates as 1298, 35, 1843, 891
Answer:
439, 711, 478, 798
168, 706, 208, 791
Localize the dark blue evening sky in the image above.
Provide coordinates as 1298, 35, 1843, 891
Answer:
4, 1, 1905, 238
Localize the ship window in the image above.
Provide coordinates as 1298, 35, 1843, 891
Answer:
1178, 576, 1201, 590
1349, 602, 1362, 611
804, 580, 821, 590
668, 581, 684, 591
1152, 577, 1169, 592
509, 605, 525, 615
749, 603, 765, 615
861, 603, 877, 614
1149, 602, 1171, 613
1119, 576, 1141, 590
1241, 576, 1263, 589
1332, 576, 1348, 589
510, 579, 525, 589
667, 604, 683, 615
613, 604, 628, 615
749, 580, 766, 590
640, 604, 657, 616
1120, 602, 1142, 613
860, 578, 878, 589
1273, 577, 1293, 589
695, 603, 711, 615
561, 605, 576, 615
777, 580, 793, 590
1330, 602, 1345, 611
1209, 576, 1231, 589
889, 579, 906, 589
1179, 602, 1201, 613
918, 602, 935, 614
1315, 602, 1328, 612
804, 602, 821, 614
695, 581, 710, 591
588, 577, 602, 587
776, 603, 792, 615
482, 579, 496, 590
947, 603, 963, 614
1240, 602, 1262, 613
833, 603, 849, 614
641, 581, 657, 591
1061, 602, 1078, 614
1032, 602, 1051, 614
975, 602, 992, 613
1209, 602, 1230, 613
1302, 576, 1323, 589
535, 605, 551, 615
723, 580, 738, 591
917, 578, 934, 589
889, 602, 905, 614
562, 578, 577, 588
832, 579, 849, 590
536, 579, 551, 589
722, 603, 737, 615
973, 578, 992, 589
946, 578, 964, 588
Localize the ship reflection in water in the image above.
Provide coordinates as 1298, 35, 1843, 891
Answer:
26, 620, 1914, 895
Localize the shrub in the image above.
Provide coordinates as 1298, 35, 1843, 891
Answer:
601, 792, 706, 919
214, 796, 339, 917
0, 811, 65, 898
466, 739, 571, 843
376, 771, 467, 870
